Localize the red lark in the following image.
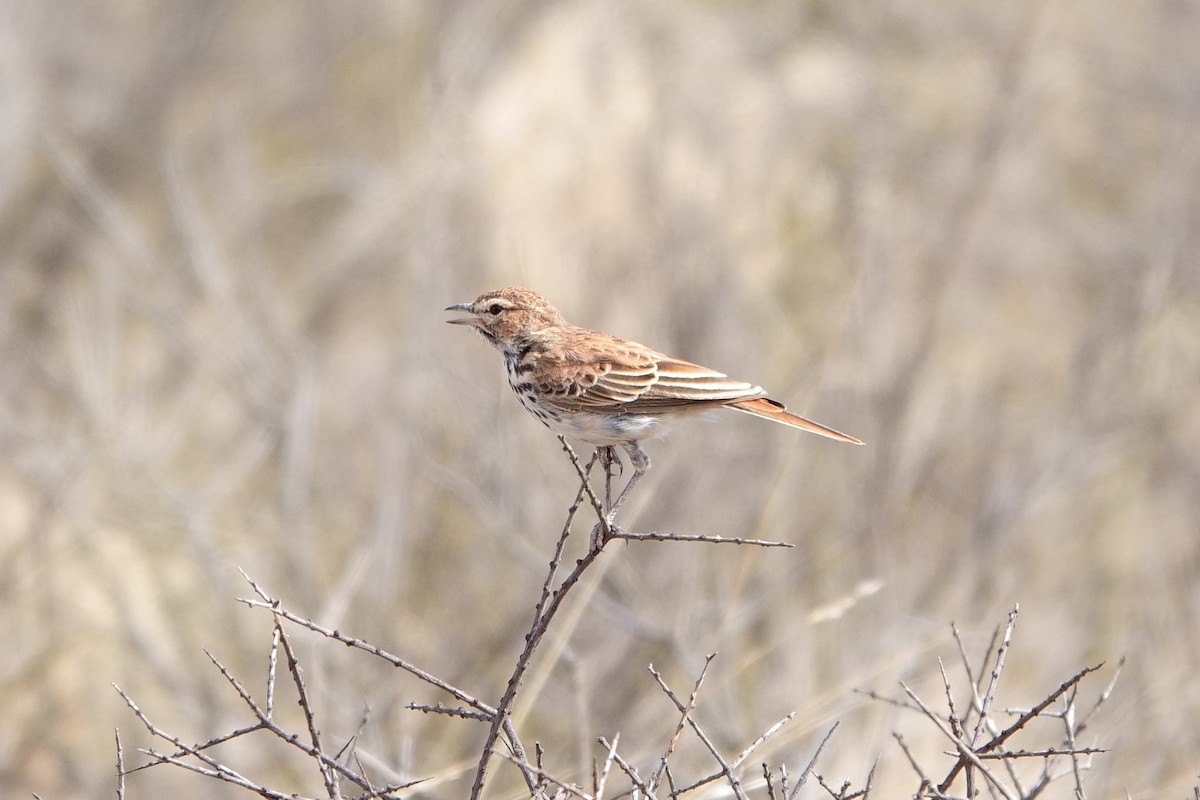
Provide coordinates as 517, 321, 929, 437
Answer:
447, 287, 862, 538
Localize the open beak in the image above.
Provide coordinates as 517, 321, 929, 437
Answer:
445, 303, 480, 327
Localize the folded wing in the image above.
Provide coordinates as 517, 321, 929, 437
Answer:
534, 334, 763, 413
532, 330, 863, 444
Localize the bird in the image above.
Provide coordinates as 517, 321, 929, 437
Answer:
446, 287, 862, 544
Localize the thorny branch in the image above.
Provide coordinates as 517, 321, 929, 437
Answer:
114, 464, 1117, 800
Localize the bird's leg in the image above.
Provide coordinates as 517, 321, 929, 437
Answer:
593, 446, 627, 510
608, 441, 648, 519
589, 446, 619, 551
589, 441, 649, 551
596, 445, 618, 511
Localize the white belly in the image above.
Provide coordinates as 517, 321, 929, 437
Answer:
514, 387, 665, 445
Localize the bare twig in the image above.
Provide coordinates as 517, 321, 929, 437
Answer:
238, 570, 496, 718
979, 663, 1104, 756
648, 658, 748, 800
406, 703, 492, 722
598, 735, 651, 797
789, 723, 839, 800
868, 609, 1113, 800
648, 655, 712, 792
853, 688, 921, 714
594, 732, 619, 800
813, 772, 864, 800
971, 604, 1019, 748
492, 749, 591, 799
275, 621, 340, 798
115, 684, 262, 780
900, 681, 1016, 800
763, 762, 778, 800
938, 659, 963, 741
115, 729, 125, 800
265, 622, 281, 718
468, 491, 609, 798
973, 747, 1106, 759
203, 645, 350, 780
1074, 654, 1124, 737
205, 649, 267, 716
334, 704, 369, 764
612, 530, 794, 548
559, 436, 609, 535
950, 622, 977, 705
892, 732, 933, 793
120, 648, 417, 799
733, 713, 796, 769
135, 746, 302, 800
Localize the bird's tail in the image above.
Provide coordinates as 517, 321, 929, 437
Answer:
730, 397, 864, 445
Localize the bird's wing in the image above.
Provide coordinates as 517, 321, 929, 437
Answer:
533, 333, 764, 414
530, 331, 864, 443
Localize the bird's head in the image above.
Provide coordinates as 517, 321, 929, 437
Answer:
445, 287, 568, 351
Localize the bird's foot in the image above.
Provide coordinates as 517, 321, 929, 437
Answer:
597, 445, 624, 477
589, 517, 624, 552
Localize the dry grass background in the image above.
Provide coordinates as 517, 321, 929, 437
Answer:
1, 1, 1198, 797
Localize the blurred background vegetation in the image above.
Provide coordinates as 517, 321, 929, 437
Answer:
1, 1, 1198, 797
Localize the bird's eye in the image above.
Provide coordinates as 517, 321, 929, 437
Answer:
488, 303, 504, 315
